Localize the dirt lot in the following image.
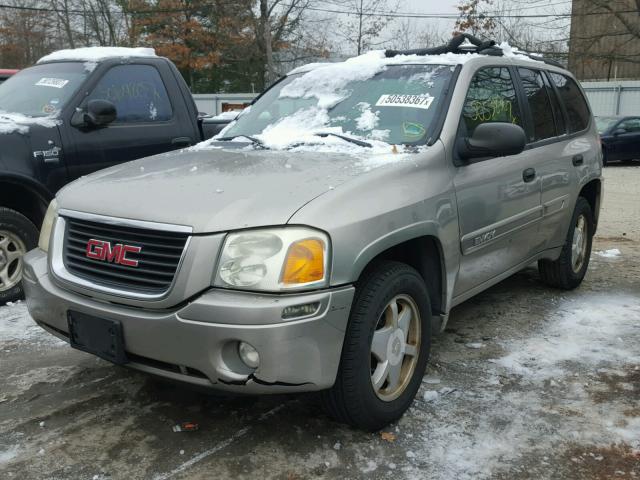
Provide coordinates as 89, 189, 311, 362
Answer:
1, 165, 639, 480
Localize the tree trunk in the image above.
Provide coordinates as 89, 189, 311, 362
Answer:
260, 0, 277, 85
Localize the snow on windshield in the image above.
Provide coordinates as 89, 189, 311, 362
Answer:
194, 43, 538, 154
38, 47, 156, 64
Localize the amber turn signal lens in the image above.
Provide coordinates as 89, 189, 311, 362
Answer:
281, 238, 325, 285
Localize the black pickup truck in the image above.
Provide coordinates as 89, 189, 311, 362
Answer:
0, 49, 228, 303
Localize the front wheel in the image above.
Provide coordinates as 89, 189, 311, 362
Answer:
0, 207, 39, 305
538, 197, 594, 290
321, 261, 431, 431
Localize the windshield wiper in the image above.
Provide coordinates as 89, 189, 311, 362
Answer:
314, 132, 372, 148
215, 135, 268, 149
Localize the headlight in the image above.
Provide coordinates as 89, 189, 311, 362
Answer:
214, 227, 330, 291
38, 198, 58, 252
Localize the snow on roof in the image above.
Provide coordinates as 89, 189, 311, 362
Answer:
288, 42, 542, 76
38, 46, 157, 64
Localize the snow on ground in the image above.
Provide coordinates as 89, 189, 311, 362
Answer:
493, 294, 640, 378
0, 111, 60, 135
596, 248, 622, 258
0, 301, 65, 347
38, 47, 156, 64
401, 292, 640, 480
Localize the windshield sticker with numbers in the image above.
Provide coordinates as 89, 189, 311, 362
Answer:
35, 78, 69, 89
375, 94, 434, 110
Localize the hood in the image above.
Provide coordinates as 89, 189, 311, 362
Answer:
57, 146, 407, 233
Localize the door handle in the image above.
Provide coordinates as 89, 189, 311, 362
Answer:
522, 168, 536, 183
172, 137, 192, 147
572, 154, 584, 166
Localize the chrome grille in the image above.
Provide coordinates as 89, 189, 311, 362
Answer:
62, 216, 189, 294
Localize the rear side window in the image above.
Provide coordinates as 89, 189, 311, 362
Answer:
87, 65, 173, 123
518, 68, 556, 142
461, 67, 523, 136
548, 73, 590, 133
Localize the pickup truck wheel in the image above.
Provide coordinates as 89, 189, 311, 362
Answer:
0, 208, 39, 305
322, 261, 431, 431
538, 197, 593, 290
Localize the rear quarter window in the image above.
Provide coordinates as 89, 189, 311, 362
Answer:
548, 72, 590, 133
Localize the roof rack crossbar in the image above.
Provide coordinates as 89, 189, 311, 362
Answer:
384, 33, 564, 68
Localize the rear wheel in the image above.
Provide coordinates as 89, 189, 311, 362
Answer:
0, 208, 39, 305
322, 261, 431, 431
538, 197, 593, 290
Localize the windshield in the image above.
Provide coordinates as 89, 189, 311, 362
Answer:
0, 62, 89, 117
595, 116, 619, 134
222, 64, 455, 148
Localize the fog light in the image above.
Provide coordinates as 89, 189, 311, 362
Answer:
282, 302, 320, 319
238, 342, 260, 368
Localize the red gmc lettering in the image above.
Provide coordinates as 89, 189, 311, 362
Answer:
85, 239, 141, 267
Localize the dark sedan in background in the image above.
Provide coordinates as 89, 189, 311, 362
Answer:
597, 115, 640, 165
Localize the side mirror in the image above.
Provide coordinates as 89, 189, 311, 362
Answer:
612, 128, 626, 136
458, 122, 526, 161
72, 100, 117, 128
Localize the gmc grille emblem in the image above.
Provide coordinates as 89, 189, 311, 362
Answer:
85, 239, 142, 267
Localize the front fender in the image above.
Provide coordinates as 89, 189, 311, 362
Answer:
288, 144, 460, 311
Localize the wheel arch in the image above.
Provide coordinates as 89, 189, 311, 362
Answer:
579, 178, 602, 231
0, 175, 53, 230
354, 235, 446, 320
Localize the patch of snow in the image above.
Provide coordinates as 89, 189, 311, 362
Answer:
596, 248, 621, 258
149, 102, 158, 121
0, 111, 60, 135
465, 342, 484, 349
38, 46, 156, 64
493, 295, 640, 379
360, 459, 378, 473
83, 61, 98, 73
210, 110, 241, 121
423, 376, 441, 385
0, 444, 20, 465
423, 390, 439, 402
355, 102, 379, 131
0, 302, 66, 347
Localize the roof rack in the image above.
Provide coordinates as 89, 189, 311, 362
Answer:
385, 33, 564, 69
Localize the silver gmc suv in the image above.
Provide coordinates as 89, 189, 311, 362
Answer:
23, 36, 602, 431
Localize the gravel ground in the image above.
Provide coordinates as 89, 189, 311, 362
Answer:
1, 165, 639, 480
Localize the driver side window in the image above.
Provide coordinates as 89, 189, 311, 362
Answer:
87, 65, 173, 124
462, 67, 523, 136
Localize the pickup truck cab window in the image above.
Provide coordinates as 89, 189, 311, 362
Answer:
0, 62, 89, 117
86, 64, 173, 123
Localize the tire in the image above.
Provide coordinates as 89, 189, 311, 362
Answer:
538, 197, 594, 290
321, 261, 431, 431
0, 207, 39, 305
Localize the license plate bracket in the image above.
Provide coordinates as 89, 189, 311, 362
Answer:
67, 311, 128, 365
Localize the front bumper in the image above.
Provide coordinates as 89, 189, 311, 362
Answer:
23, 248, 355, 394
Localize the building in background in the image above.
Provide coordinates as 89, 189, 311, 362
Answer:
568, 0, 640, 81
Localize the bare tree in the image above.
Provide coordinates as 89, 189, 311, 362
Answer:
333, 0, 399, 55
388, 19, 448, 51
